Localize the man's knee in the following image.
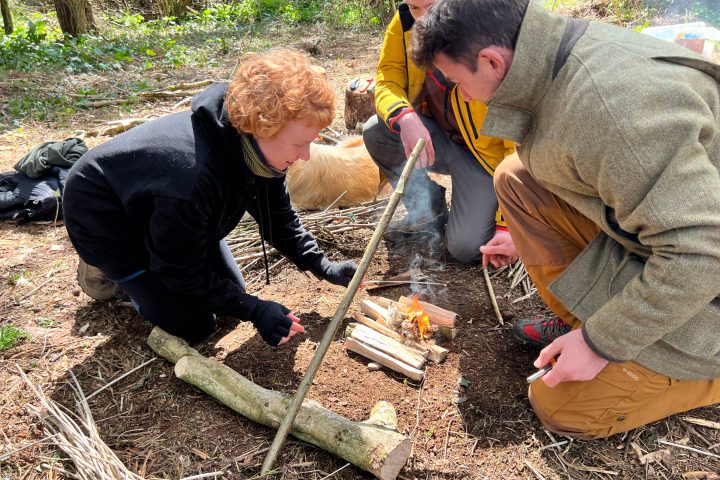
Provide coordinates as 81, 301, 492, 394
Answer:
362, 115, 388, 147
445, 227, 494, 264
529, 385, 609, 440
446, 241, 480, 264
493, 152, 529, 203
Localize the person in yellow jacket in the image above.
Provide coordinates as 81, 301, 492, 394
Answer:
362, 0, 516, 264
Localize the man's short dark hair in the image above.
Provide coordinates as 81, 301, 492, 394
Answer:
411, 0, 530, 71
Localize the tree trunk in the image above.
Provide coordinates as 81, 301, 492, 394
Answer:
147, 327, 411, 480
54, 0, 96, 37
1, 0, 13, 35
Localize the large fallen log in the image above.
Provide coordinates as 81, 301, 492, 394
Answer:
147, 327, 410, 480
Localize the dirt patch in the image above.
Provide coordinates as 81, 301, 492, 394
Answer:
1, 22, 719, 480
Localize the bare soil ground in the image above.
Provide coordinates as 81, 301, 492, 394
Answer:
1, 22, 719, 480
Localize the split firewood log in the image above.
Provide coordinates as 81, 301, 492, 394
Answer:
360, 299, 390, 325
353, 314, 448, 363
345, 338, 425, 382
346, 323, 427, 369
147, 327, 410, 480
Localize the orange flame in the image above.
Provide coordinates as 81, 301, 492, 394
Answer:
407, 296, 431, 340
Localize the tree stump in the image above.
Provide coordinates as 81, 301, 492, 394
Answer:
345, 78, 376, 131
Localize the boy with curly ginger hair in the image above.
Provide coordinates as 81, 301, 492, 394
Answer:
63, 48, 358, 346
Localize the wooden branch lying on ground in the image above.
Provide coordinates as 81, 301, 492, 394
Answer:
147, 327, 410, 480
87, 118, 148, 137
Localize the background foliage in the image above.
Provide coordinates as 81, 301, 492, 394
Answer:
0, 0, 717, 129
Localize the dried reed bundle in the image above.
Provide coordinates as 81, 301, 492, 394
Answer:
19, 367, 145, 480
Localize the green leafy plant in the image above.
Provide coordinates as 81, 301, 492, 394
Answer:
37, 317, 55, 328
7, 271, 28, 286
0, 325, 30, 351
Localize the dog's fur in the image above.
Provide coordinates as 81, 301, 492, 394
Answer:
286, 136, 388, 210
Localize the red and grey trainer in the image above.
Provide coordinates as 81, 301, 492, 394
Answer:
512, 317, 571, 347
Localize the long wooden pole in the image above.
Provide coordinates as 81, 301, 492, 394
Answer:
261, 139, 426, 475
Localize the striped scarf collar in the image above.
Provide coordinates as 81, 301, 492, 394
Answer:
241, 134, 286, 179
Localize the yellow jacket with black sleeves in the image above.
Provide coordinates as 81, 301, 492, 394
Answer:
373, 3, 515, 227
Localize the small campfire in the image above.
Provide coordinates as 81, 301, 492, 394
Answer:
386, 295, 432, 341
344, 295, 458, 381
407, 296, 431, 340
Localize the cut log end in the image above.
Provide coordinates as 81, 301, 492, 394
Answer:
376, 438, 412, 480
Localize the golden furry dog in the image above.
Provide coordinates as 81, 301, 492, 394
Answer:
286, 136, 388, 210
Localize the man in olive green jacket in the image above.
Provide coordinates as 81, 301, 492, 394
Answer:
412, 0, 720, 438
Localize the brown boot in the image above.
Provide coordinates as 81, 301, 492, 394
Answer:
77, 258, 117, 301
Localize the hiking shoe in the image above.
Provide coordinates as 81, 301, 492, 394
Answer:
512, 317, 571, 347
77, 258, 117, 301
384, 208, 449, 243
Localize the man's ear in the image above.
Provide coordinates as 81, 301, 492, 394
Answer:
477, 46, 512, 81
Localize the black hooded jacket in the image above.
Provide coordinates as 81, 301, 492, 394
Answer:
63, 82, 326, 320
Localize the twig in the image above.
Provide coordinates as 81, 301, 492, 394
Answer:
523, 459, 546, 480
443, 414, 455, 460
177, 471, 226, 480
18, 276, 56, 302
410, 376, 425, 438
657, 438, 720, 459
0, 434, 59, 462
86, 357, 156, 400
683, 416, 720, 431
538, 440, 568, 451
322, 191, 347, 212
171, 97, 193, 110
318, 462, 351, 479
318, 132, 340, 145
483, 266, 504, 325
